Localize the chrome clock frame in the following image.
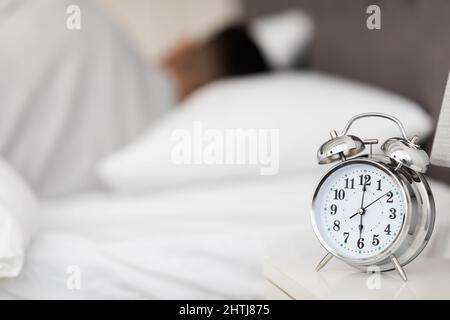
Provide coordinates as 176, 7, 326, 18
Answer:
311, 155, 435, 281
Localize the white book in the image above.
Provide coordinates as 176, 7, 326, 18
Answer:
431, 71, 450, 167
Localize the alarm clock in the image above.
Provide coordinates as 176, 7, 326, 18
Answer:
311, 112, 435, 281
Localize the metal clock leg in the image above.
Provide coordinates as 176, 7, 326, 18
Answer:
316, 253, 333, 272
390, 255, 408, 282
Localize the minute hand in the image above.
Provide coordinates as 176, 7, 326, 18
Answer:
363, 190, 392, 210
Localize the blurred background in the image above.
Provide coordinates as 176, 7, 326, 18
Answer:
1, 0, 450, 300
98, 0, 243, 60
1, 0, 449, 198
100, 0, 450, 182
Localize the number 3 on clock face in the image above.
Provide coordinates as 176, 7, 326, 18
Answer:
312, 161, 407, 261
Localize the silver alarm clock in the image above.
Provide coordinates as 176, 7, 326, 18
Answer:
311, 113, 435, 281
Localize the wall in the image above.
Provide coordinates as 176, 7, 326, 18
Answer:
98, 0, 243, 61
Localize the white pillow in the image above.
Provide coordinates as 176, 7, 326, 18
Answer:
97, 71, 433, 192
249, 10, 314, 69
0, 157, 39, 277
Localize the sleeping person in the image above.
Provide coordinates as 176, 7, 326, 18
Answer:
0, 0, 308, 198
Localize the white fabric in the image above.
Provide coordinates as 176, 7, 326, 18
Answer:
249, 10, 314, 69
0, 0, 174, 198
0, 171, 448, 299
97, 72, 433, 193
0, 157, 39, 278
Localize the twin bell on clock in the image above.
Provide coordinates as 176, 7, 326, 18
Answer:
311, 112, 435, 281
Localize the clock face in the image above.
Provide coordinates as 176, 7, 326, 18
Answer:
312, 161, 407, 261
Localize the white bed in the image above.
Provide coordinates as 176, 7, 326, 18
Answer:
0, 168, 449, 299
0, 69, 447, 299
0, 68, 448, 299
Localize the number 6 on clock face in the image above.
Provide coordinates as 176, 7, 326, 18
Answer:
312, 160, 407, 261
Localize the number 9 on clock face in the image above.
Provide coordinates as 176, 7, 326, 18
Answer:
311, 161, 407, 261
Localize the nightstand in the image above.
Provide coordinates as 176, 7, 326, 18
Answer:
264, 255, 450, 300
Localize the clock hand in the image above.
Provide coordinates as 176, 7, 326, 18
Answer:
350, 211, 360, 219
349, 205, 366, 219
360, 181, 367, 208
358, 219, 363, 238
362, 190, 393, 210
358, 181, 367, 238
349, 181, 368, 220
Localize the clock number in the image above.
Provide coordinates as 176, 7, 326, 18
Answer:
384, 224, 391, 235
359, 174, 371, 186
334, 189, 345, 200
343, 232, 350, 243
386, 192, 394, 203
344, 178, 355, 189
389, 208, 397, 219
376, 179, 382, 191
357, 237, 365, 249
330, 204, 337, 215
372, 234, 380, 246
333, 220, 340, 231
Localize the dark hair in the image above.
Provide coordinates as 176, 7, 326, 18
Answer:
205, 24, 270, 77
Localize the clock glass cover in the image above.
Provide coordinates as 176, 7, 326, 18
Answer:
312, 161, 407, 260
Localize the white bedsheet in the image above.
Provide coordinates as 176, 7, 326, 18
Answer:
0, 169, 448, 299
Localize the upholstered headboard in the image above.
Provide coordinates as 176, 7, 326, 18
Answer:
243, 0, 450, 184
